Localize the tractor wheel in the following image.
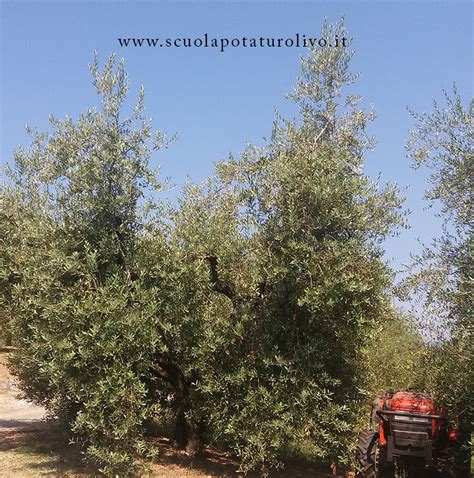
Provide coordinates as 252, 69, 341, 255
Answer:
356, 430, 383, 478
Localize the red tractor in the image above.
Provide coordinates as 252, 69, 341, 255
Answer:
356, 390, 471, 477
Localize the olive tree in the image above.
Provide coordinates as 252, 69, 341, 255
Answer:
2, 52, 170, 474
2, 19, 407, 476
404, 88, 473, 445
165, 18, 406, 472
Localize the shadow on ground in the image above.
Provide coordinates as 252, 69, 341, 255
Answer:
0, 421, 94, 477
1, 425, 342, 477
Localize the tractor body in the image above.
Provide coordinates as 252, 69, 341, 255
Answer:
356, 390, 470, 477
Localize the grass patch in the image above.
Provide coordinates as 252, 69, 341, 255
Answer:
0, 442, 93, 477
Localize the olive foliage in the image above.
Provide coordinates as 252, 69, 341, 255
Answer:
403, 88, 473, 435
362, 310, 426, 399
2, 20, 407, 475
166, 18, 406, 471
2, 53, 167, 474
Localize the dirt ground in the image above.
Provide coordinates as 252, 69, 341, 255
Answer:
0, 350, 348, 477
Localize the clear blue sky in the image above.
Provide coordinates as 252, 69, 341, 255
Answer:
1, 0, 472, 277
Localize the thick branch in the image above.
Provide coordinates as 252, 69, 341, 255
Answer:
151, 357, 186, 391
202, 255, 235, 299
200, 254, 267, 304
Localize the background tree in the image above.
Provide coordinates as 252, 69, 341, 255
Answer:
403, 88, 473, 451
362, 309, 426, 401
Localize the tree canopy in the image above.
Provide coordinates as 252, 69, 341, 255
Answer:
3, 19, 469, 477
403, 88, 473, 438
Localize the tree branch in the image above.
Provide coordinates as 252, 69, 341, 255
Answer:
201, 255, 235, 299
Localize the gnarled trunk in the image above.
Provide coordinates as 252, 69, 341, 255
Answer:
174, 407, 204, 456
152, 358, 204, 455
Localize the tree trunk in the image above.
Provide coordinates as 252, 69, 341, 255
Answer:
185, 419, 204, 456
173, 407, 204, 455
172, 375, 204, 456
152, 358, 204, 455
173, 408, 188, 449
4, 330, 12, 347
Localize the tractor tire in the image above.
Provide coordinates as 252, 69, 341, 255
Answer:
356, 430, 381, 478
